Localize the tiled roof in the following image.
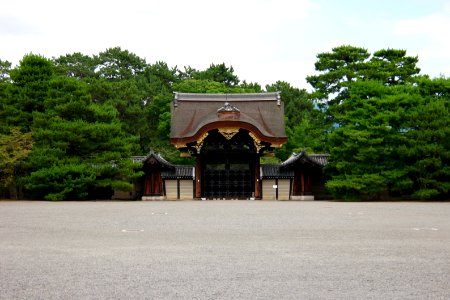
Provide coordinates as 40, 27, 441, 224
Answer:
261, 165, 294, 179
131, 151, 193, 179
281, 150, 329, 168
131, 151, 174, 168
261, 151, 328, 178
170, 92, 287, 144
162, 166, 194, 179
308, 154, 329, 166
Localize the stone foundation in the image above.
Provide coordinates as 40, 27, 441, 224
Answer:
289, 195, 315, 201
142, 196, 166, 201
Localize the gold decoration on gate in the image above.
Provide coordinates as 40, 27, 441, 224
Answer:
175, 143, 186, 149
218, 128, 239, 140
248, 132, 264, 152
194, 132, 209, 153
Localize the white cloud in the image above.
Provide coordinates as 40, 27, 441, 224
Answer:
1, 0, 316, 87
393, 5, 450, 76
394, 13, 450, 58
2, 0, 449, 88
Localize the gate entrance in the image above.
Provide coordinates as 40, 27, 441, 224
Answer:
170, 93, 288, 199
203, 158, 252, 199
200, 130, 256, 199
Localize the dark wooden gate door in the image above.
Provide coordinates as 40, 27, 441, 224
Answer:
199, 130, 256, 199
203, 160, 252, 199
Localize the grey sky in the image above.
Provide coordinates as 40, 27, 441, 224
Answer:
1, 0, 449, 89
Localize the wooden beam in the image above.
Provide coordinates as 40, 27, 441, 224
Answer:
254, 157, 261, 199
195, 156, 202, 198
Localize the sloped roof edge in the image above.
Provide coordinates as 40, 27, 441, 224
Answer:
281, 150, 329, 167
162, 166, 194, 179
171, 120, 287, 146
131, 150, 175, 168
261, 165, 294, 179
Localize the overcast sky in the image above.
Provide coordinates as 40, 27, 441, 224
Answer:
2, 0, 450, 89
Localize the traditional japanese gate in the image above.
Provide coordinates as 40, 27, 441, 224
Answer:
170, 92, 287, 199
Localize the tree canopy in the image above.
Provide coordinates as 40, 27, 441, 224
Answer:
307, 46, 449, 200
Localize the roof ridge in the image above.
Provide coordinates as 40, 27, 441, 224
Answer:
281, 150, 328, 167
174, 92, 281, 101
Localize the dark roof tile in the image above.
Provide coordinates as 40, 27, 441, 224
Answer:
281, 150, 329, 168
261, 165, 294, 178
171, 92, 287, 142
162, 166, 194, 179
131, 151, 174, 168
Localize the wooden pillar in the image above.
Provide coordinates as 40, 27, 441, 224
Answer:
195, 156, 202, 198
289, 178, 293, 200
254, 157, 261, 199
301, 170, 305, 195
293, 169, 299, 196
306, 172, 312, 193
275, 178, 279, 200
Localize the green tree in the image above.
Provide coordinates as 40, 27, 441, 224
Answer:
366, 49, 420, 85
0, 59, 11, 83
0, 128, 33, 198
95, 47, 147, 80
398, 76, 450, 199
173, 78, 263, 94
53, 52, 97, 79
240, 80, 262, 92
3, 54, 54, 131
324, 81, 411, 199
266, 81, 313, 128
179, 63, 240, 86
266, 81, 326, 159
173, 79, 231, 93
0, 60, 12, 134
307, 45, 370, 107
325, 77, 450, 200
307, 46, 420, 119
25, 76, 141, 200
53, 49, 179, 155
306, 45, 429, 200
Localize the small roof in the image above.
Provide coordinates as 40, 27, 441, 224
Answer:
261, 151, 328, 179
281, 150, 329, 168
131, 151, 174, 168
170, 92, 287, 147
132, 151, 194, 179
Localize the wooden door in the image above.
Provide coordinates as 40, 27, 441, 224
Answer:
144, 171, 163, 196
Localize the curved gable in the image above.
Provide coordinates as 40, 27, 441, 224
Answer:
170, 92, 287, 149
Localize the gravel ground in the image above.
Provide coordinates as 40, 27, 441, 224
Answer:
1, 200, 449, 300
